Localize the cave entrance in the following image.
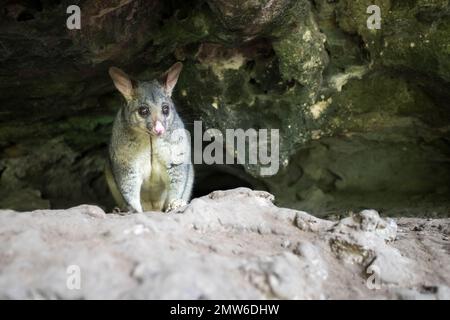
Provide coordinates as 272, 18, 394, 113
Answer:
192, 164, 267, 199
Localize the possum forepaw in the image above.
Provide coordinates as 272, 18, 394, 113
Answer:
166, 199, 188, 212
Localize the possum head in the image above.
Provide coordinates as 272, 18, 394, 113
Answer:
109, 62, 183, 137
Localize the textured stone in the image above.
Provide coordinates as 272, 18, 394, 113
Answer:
0, 188, 448, 299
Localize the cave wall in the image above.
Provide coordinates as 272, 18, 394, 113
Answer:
0, 0, 449, 216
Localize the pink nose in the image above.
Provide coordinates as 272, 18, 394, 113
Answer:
154, 120, 165, 135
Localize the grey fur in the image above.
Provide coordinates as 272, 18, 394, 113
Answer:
106, 64, 194, 213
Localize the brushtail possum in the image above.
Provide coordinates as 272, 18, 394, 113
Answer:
105, 62, 194, 213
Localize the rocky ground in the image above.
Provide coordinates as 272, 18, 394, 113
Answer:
0, 188, 448, 300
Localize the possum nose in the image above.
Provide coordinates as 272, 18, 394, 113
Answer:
154, 120, 165, 135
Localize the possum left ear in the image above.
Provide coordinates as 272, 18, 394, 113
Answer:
160, 62, 183, 96
109, 67, 135, 101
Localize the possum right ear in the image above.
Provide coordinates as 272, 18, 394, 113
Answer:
109, 67, 134, 100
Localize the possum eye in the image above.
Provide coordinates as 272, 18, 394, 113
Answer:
162, 104, 170, 116
138, 106, 150, 117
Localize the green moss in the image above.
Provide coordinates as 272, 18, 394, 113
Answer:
326, 71, 442, 132
336, 0, 450, 81
272, 3, 328, 90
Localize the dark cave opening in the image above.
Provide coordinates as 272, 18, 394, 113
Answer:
192, 164, 267, 199
16, 11, 35, 21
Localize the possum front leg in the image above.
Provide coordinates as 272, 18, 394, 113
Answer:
111, 161, 144, 213
165, 163, 193, 212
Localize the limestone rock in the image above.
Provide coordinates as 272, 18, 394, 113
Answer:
0, 188, 448, 299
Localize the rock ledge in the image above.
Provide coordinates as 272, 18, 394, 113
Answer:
0, 188, 449, 299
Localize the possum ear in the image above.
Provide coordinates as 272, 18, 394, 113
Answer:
160, 62, 183, 96
109, 67, 134, 100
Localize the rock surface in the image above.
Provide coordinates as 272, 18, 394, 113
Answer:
0, 188, 449, 300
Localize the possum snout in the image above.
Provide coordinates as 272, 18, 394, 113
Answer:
153, 120, 165, 136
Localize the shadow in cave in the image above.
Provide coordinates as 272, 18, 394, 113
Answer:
192, 164, 268, 199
